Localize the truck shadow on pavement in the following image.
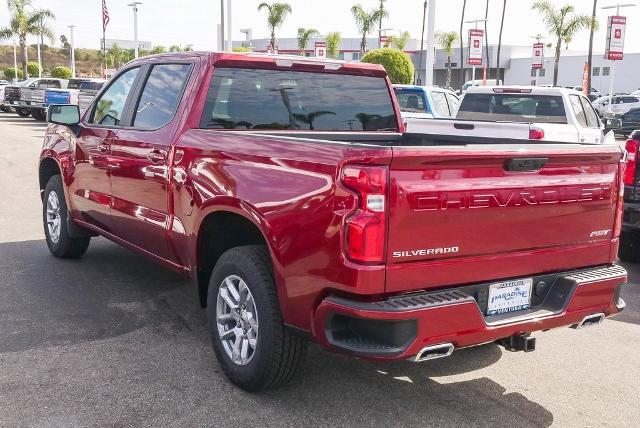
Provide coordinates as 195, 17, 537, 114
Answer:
0, 238, 554, 427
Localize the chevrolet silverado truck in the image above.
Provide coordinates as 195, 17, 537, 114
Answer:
39, 52, 628, 391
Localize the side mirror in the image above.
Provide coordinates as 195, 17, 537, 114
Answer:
603, 117, 622, 130
47, 104, 80, 126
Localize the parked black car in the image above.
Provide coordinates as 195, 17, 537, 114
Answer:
615, 108, 640, 138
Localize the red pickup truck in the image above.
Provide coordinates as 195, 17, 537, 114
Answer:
39, 52, 628, 391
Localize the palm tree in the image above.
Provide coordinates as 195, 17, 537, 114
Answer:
258, 2, 293, 51
377, 0, 387, 47
386, 31, 411, 50
351, 3, 387, 56
458, 0, 467, 89
495, 0, 507, 83
326, 32, 341, 59
532, 1, 596, 86
293, 110, 336, 130
586, 0, 598, 93
297, 27, 318, 55
437, 31, 458, 88
0, 0, 55, 78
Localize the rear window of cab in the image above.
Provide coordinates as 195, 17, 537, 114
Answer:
457, 93, 568, 124
200, 67, 398, 131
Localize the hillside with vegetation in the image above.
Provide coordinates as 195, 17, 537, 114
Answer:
0, 44, 104, 77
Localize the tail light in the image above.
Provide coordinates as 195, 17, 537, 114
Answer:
341, 165, 388, 263
623, 138, 639, 185
529, 127, 545, 140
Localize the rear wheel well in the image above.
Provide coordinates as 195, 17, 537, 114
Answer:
197, 212, 269, 307
39, 158, 61, 198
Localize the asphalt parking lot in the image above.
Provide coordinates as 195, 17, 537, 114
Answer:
0, 114, 639, 427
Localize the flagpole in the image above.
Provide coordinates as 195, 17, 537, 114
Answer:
102, 0, 108, 78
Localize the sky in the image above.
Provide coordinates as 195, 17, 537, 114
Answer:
1, 0, 639, 54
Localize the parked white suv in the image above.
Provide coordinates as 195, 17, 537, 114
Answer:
593, 95, 640, 117
406, 86, 617, 145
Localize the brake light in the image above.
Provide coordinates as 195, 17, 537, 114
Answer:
341, 165, 387, 263
624, 139, 639, 185
529, 128, 545, 140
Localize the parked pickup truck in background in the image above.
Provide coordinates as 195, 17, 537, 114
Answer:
393, 84, 460, 120
39, 52, 628, 391
406, 86, 620, 143
44, 79, 107, 119
15, 78, 67, 120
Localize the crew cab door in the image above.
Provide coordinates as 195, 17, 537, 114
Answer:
108, 62, 193, 262
68, 67, 141, 232
569, 94, 602, 144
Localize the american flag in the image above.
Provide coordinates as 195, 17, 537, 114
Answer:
102, 0, 110, 32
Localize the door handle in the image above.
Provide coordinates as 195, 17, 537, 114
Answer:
147, 149, 167, 163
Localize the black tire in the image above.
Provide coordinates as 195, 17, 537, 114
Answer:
43, 175, 90, 258
619, 233, 640, 263
207, 245, 307, 391
16, 108, 30, 118
31, 109, 45, 121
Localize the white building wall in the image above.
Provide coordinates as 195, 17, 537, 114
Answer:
505, 53, 640, 94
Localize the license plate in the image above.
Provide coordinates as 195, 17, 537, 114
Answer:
487, 278, 533, 315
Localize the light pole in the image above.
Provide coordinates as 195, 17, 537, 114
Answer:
425, 0, 436, 86
219, 0, 225, 51
602, 2, 635, 114
128, 2, 142, 58
226, 0, 233, 52
12, 37, 18, 83
464, 18, 488, 86
68, 25, 76, 78
416, 1, 427, 85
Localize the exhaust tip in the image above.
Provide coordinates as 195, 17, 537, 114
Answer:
575, 313, 605, 329
412, 343, 454, 362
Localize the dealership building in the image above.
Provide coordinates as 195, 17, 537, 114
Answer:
233, 36, 639, 94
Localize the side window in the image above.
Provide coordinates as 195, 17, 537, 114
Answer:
579, 97, 600, 128
133, 63, 192, 129
395, 91, 426, 111
431, 91, 450, 117
445, 93, 460, 116
569, 95, 588, 127
89, 67, 139, 126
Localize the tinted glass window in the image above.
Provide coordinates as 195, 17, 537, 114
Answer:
580, 97, 600, 128
67, 79, 88, 89
201, 68, 397, 131
570, 95, 588, 127
457, 94, 568, 124
80, 81, 105, 91
431, 91, 450, 117
394, 89, 428, 112
627, 109, 640, 119
445, 93, 460, 116
133, 63, 192, 129
90, 67, 139, 126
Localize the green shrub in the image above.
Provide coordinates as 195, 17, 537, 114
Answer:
361, 48, 414, 84
27, 61, 42, 77
4, 67, 23, 80
51, 65, 72, 79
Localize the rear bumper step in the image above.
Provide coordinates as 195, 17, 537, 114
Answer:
313, 265, 626, 360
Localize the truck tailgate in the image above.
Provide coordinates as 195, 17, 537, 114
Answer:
385, 143, 622, 293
